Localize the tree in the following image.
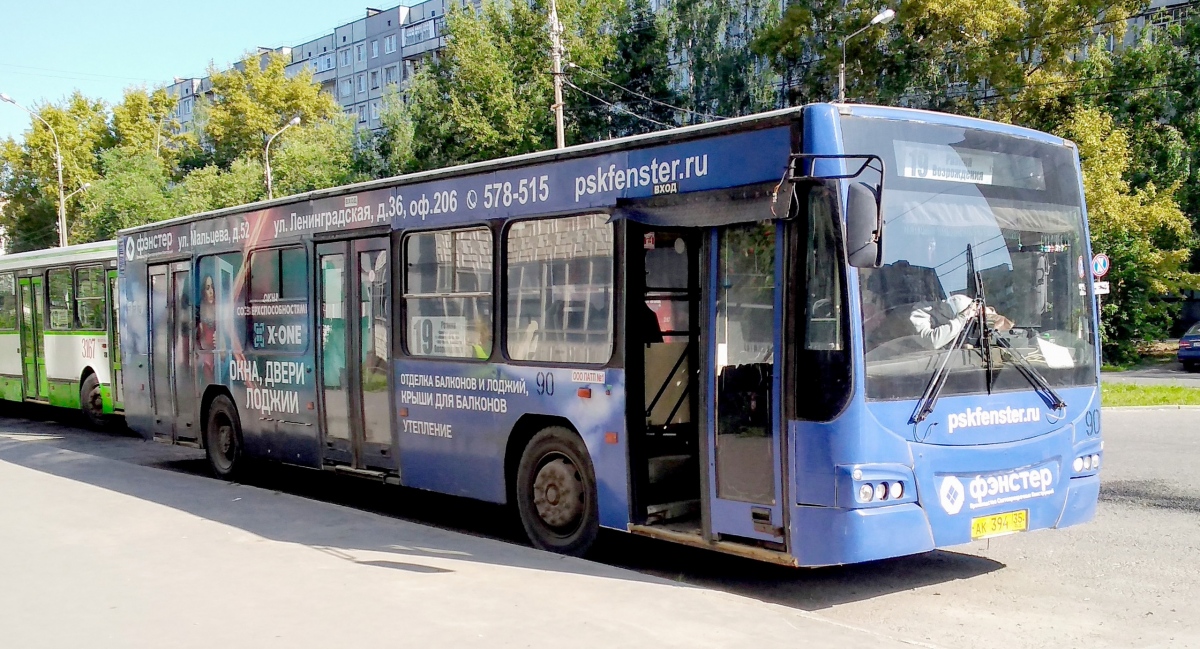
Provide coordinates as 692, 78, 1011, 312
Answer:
270, 116, 365, 197
668, 0, 778, 118
202, 52, 341, 168
409, 1, 548, 170
111, 88, 191, 164
78, 148, 174, 242
170, 158, 265, 217
1058, 107, 1196, 362
0, 92, 111, 250
569, 0, 679, 141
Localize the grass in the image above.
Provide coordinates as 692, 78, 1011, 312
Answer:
1102, 383, 1200, 407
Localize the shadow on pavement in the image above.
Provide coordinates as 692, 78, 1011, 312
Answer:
0, 405, 1004, 612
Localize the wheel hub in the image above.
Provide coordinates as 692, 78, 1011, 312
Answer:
532, 457, 582, 530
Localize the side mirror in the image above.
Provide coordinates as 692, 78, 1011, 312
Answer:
845, 182, 883, 268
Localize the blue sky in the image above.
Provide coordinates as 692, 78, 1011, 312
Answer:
0, 0, 412, 141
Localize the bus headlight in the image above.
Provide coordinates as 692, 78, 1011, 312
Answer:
858, 484, 875, 503
1083, 455, 1092, 470
1073, 457, 1084, 473
888, 481, 904, 500
1091, 454, 1100, 469
873, 483, 888, 501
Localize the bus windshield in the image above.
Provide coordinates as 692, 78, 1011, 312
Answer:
840, 115, 1097, 401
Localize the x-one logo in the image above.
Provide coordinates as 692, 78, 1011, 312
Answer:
124, 238, 135, 261
939, 475, 965, 515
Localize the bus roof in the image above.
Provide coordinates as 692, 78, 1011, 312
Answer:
118, 103, 1065, 237
0, 240, 117, 272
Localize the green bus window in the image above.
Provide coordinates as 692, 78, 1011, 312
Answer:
404, 227, 493, 358
506, 214, 614, 364
76, 265, 107, 330
0, 273, 16, 330
47, 268, 74, 330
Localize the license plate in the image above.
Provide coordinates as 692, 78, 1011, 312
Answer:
971, 510, 1028, 540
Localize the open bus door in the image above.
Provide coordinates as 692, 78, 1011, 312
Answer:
704, 222, 787, 546
107, 269, 122, 409
316, 237, 394, 473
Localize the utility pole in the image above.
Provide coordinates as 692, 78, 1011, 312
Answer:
549, 0, 565, 149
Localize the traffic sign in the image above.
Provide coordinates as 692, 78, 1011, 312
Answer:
1092, 253, 1110, 278
1094, 281, 1110, 295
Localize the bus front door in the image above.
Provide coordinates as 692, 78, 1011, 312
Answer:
19, 276, 48, 401
316, 238, 393, 473
107, 270, 122, 409
705, 223, 786, 546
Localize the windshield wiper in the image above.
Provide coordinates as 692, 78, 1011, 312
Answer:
910, 244, 989, 425
909, 309, 980, 424
989, 336, 1068, 410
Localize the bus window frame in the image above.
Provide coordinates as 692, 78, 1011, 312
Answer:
245, 245, 311, 356
501, 212, 617, 368
74, 264, 108, 332
400, 224, 496, 362
45, 266, 75, 331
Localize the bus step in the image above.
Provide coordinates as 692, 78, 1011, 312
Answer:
328, 465, 392, 482
645, 499, 699, 524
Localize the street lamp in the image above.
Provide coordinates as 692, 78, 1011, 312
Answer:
0, 92, 69, 247
838, 8, 896, 103
264, 115, 301, 200
65, 183, 91, 202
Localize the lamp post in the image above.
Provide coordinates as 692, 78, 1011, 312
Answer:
0, 93, 68, 247
65, 183, 91, 202
838, 8, 896, 103
264, 115, 301, 200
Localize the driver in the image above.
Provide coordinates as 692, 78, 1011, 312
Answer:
910, 295, 1012, 350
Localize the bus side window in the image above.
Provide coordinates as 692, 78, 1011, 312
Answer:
46, 267, 74, 331
505, 214, 614, 364
804, 188, 843, 351
403, 227, 493, 359
0, 273, 16, 331
75, 265, 106, 330
246, 247, 307, 353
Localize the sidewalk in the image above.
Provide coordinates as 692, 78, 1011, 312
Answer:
0, 431, 924, 649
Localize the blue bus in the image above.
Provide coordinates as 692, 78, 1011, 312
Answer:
118, 103, 1101, 566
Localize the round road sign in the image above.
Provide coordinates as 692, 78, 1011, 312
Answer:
1092, 253, 1110, 279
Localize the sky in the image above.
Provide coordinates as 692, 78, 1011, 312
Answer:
0, 0, 415, 141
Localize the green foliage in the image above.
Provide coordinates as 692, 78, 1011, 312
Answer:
170, 158, 265, 216
79, 148, 173, 241
669, 0, 778, 117
270, 116, 364, 198
203, 52, 341, 168
1057, 107, 1196, 362
1101, 383, 1200, 407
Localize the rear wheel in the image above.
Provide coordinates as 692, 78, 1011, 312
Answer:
1185, 361, 1198, 373
205, 395, 244, 480
79, 373, 105, 430
515, 427, 599, 557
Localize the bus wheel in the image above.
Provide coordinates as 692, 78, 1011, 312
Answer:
79, 373, 105, 430
205, 395, 244, 480
515, 427, 599, 556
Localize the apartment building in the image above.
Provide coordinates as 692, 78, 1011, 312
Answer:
165, 0, 467, 133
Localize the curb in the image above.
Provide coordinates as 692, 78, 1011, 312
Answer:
1102, 405, 1200, 411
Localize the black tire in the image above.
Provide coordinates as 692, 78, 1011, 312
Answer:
1185, 361, 1198, 373
515, 426, 599, 557
204, 394, 245, 480
79, 373, 105, 430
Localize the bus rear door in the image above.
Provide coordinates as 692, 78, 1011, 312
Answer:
19, 276, 48, 401
316, 237, 394, 473
148, 262, 197, 441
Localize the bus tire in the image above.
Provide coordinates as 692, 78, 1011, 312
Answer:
205, 394, 245, 480
515, 426, 599, 557
80, 373, 105, 430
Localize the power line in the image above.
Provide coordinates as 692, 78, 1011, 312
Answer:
562, 79, 670, 128
566, 63, 727, 122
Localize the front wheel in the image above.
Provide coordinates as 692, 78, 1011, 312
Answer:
205, 394, 245, 480
515, 427, 599, 557
80, 373, 105, 430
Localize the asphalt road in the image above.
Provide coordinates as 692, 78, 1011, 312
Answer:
1102, 361, 1200, 387
0, 405, 1195, 648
